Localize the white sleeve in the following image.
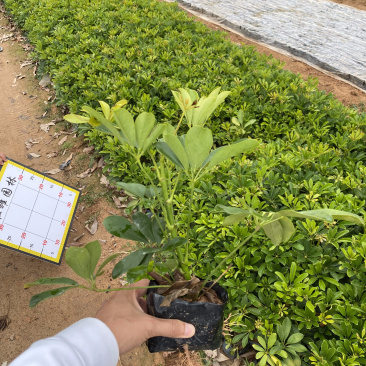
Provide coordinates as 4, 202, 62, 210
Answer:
10, 318, 119, 366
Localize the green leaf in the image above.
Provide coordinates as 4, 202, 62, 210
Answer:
258, 336, 267, 349
267, 333, 277, 348
126, 264, 149, 283
184, 126, 213, 170
279, 217, 295, 243
278, 317, 292, 342
317, 209, 364, 225
151, 216, 165, 244
112, 249, 147, 279
141, 123, 165, 154
156, 140, 184, 169
24, 277, 78, 288
287, 333, 304, 344
223, 212, 251, 226
29, 286, 76, 308
259, 354, 267, 366
215, 205, 250, 215
65, 247, 92, 280
132, 212, 156, 243
103, 216, 148, 243
82, 106, 122, 142
204, 139, 259, 170
252, 344, 265, 352
63, 114, 90, 124
99, 101, 111, 120
324, 277, 340, 286
113, 108, 136, 146
290, 262, 297, 283
116, 182, 147, 198
287, 344, 307, 353
163, 134, 189, 170
96, 253, 119, 277
161, 237, 187, 251
84, 240, 101, 275
135, 112, 155, 149
262, 220, 283, 246
306, 301, 315, 313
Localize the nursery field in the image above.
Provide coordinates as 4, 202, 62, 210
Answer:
2, 0, 366, 365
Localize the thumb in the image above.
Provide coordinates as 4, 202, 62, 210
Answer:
150, 318, 195, 339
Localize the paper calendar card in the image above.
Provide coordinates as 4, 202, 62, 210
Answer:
0, 159, 80, 264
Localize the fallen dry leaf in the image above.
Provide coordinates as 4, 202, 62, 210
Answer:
39, 121, 55, 133
20, 60, 33, 68
85, 218, 98, 235
77, 168, 92, 179
44, 168, 61, 175
112, 195, 122, 208
72, 233, 85, 242
25, 137, 42, 149
97, 157, 104, 168
90, 161, 98, 173
46, 152, 57, 158
27, 153, 41, 159
83, 146, 95, 154
100, 175, 109, 186
58, 136, 67, 146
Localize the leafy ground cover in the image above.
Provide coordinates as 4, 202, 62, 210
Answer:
3, 0, 366, 364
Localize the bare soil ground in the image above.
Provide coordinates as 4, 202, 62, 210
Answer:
0, 0, 365, 366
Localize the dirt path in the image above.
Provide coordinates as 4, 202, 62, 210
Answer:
0, 12, 163, 366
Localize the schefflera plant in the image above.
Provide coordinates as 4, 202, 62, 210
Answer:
25, 87, 261, 306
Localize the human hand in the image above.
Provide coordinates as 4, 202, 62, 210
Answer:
0, 153, 7, 166
96, 279, 196, 355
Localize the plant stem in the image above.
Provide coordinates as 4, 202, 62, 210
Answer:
79, 285, 170, 292
184, 177, 196, 264
136, 155, 168, 221
174, 112, 185, 135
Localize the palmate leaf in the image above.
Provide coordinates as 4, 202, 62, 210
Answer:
184, 126, 213, 170
163, 133, 189, 170
280, 209, 364, 225
82, 105, 122, 142
203, 138, 259, 170
65, 247, 92, 280
113, 108, 136, 146
112, 249, 153, 279
116, 182, 147, 198
63, 114, 90, 124
156, 140, 184, 169
84, 240, 102, 276
132, 212, 164, 245
103, 216, 148, 243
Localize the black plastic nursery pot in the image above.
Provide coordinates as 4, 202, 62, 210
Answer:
146, 281, 228, 353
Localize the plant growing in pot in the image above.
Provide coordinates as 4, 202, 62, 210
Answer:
26, 87, 259, 352
25, 88, 365, 356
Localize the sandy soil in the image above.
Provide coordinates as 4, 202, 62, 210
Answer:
0, 1, 365, 366
0, 12, 163, 366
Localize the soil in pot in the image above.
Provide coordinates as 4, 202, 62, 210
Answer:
146, 271, 228, 353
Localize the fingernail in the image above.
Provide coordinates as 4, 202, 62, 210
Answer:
184, 323, 195, 337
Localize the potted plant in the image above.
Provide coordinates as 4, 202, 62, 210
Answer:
25, 88, 364, 354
